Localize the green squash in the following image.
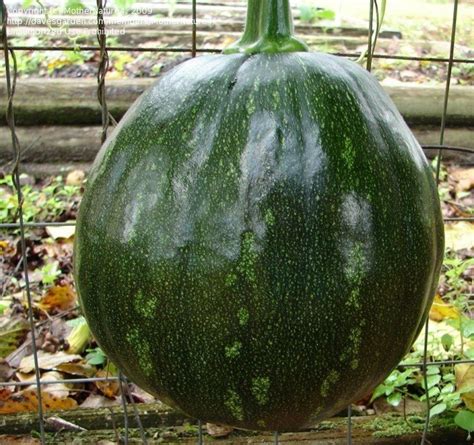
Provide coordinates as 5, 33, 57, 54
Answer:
74, 0, 444, 432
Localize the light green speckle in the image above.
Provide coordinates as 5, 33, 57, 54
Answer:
264, 209, 275, 226
342, 136, 355, 168
126, 327, 153, 376
225, 389, 244, 421
345, 242, 365, 309
346, 288, 361, 309
246, 96, 256, 114
134, 290, 157, 319
321, 370, 340, 397
225, 273, 237, 287
251, 376, 270, 405
225, 341, 242, 359
237, 232, 258, 284
238, 307, 249, 326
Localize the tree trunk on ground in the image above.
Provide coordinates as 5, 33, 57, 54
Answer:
0, 403, 466, 444
0, 80, 472, 127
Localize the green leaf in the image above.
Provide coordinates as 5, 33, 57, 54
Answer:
443, 372, 456, 382
86, 347, 107, 366
66, 316, 86, 328
314, 9, 336, 20
466, 349, 474, 359
64, 0, 85, 10
426, 366, 441, 376
370, 384, 387, 402
454, 410, 474, 433
422, 374, 441, 390
420, 387, 441, 401
441, 333, 454, 351
429, 403, 447, 418
441, 383, 455, 394
298, 5, 335, 23
463, 319, 474, 338
114, 0, 136, 11
387, 392, 402, 407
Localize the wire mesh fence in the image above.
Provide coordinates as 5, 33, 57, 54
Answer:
1, 0, 473, 444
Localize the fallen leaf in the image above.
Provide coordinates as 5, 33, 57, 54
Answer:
0, 435, 41, 444
65, 318, 91, 354
19, 350, 82, 373
429, 295, 460, 321
455, 364, 474, 410
444, 222, 474, 251
80, 393, 120, 408
0, 387, 13, 401
66, 170, 85, 186
37, 285, 77, 312
451, 168, 474, 193
94, 369, 120, 398
19, 371, 72, 399
130, 384, 156, 404
56, 361, 96, 378
0, 240, 14, 255
6, 331, 46, 369
45, 224, 76, 240
206, 423, 233, 438
0, 388, 77, 414
45, 416, 86, 432
0, 316, 29, 359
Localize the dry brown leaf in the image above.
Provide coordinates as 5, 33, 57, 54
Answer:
0, 435, 41, 444
80, 393, 120, 409
94, 369, 120, 398
45, 416, 86, 432
455, 364, 474, 410
0, 316, 29, 359
206, 423, 233, 438
57, 361, 96, 377
444, 222, 474, 251
130, 384, 156, 404
19, 350, 82, 373
0, 387, 13, 401
0, 240, 14, 255
0, 358, 14, 381
45, 224, 76, 240
37, 285, 77, 312
451, 167, 474, 193
66, 169, 85, 186
19, 371, 71, 399
429, 295, 460, 321
43, 240, 74, 261
0, 388, 77, 415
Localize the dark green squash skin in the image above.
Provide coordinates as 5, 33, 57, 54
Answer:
74, 52, 444, 431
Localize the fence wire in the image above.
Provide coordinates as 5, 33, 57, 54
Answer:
1, 0, 473, 444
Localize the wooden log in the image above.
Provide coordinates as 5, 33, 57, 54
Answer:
0, 126, 471, 179
0, 403, 465, 444
0, 79, 473, 127
0, 125, 472, 165
7, 13, 400, 40
8, 26, 374, 50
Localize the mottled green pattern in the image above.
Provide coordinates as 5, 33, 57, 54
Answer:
74, 52, 444, 431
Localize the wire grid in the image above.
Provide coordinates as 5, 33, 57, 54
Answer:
1, 0, 473, 444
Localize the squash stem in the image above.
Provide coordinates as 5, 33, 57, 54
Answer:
223, 0, 263, 53
223, 0, 308, 55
